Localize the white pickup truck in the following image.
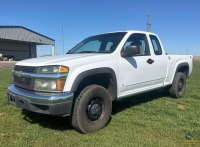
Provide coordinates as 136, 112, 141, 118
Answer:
7, 31, 193, 133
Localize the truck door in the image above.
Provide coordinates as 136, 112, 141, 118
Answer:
149, 35, 168, 86
118, 33, 155, 98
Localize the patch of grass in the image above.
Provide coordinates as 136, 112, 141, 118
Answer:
0, 62, 200, 146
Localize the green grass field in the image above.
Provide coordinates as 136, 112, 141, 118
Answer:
0, 61, 200, 146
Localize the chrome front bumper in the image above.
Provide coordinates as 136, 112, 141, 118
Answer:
7, 84, 74, 116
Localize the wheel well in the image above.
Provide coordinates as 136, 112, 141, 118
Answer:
177, 65, 189, 77
74, 73, 117, 101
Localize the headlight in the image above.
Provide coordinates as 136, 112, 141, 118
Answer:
34, 65, 69, 92
37, 66, 69, 73
34, 79, 66, 92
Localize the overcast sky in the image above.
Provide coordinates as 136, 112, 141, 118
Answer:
0, 0, 200, 56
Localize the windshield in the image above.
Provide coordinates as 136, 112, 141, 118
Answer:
67, 32, 127, 54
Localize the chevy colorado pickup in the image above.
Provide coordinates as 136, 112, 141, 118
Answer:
7, 31, 193, 133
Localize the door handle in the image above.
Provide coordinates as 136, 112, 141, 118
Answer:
147, 59, 154, 64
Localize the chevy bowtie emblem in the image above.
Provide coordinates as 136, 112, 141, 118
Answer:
14, 71, 23, 77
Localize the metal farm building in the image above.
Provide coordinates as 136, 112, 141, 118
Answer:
0, 26, 55, 61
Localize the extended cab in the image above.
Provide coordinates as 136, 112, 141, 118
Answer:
7, 31, 193, 133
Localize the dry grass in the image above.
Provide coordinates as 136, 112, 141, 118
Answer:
0, 61, 16, 69
193, 56, 200, 61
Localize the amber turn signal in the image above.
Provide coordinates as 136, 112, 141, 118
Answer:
57, 79, 66, 91
59, 66, 69, 73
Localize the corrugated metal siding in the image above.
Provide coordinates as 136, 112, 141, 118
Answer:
0, 27, 54, 45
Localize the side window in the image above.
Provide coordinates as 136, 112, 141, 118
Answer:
123, 33, 150, 56
150, 35, 162, 55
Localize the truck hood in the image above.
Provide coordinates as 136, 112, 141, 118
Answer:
16, 54, 111, 67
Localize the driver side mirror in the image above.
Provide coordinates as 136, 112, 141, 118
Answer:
121, 45, 140, 57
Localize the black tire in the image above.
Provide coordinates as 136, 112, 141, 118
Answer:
169, 72, 186, 98
71, 84, 112, 133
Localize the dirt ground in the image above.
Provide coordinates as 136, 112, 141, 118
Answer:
0, 61, 16, 70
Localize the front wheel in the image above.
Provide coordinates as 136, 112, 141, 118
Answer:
71, 85, 112, 133
169, 72, 186, 98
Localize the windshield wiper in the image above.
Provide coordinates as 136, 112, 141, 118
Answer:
78, 51, 97, 53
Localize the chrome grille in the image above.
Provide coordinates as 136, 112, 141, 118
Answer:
14, 66, 37, 73
13, 76, 31, 86
13, 65, 36, 90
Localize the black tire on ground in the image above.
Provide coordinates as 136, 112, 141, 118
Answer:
71, 84, 112, 133
169, 72, 187, 98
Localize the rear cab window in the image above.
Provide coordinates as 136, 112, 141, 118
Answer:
149, 35, 162, 55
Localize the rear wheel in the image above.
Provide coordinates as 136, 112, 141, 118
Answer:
169, 72, 186, 98
71, 84, 112, 133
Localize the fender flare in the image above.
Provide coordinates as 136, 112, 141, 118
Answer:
175, 62, 189, 76
171, 62, 189, 84
70, 67, 117, 96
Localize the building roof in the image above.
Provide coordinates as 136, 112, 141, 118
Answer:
0, 26, 55, 45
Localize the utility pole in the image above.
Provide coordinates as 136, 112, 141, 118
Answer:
146, 12, 151, 32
